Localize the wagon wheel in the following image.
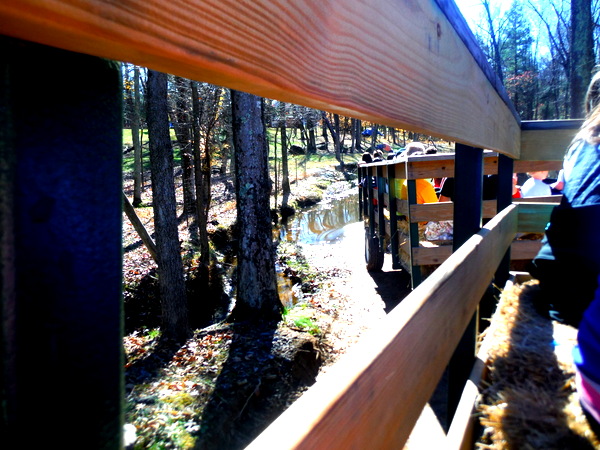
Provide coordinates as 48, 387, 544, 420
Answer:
365, 229, 384, 272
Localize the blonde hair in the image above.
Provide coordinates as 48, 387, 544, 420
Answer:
574, 69, 600, 144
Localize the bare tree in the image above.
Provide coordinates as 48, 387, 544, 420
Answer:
147, 69, 189, 340
321, 111, 344, 167
131, 66, 144, 206
230, 90, 281, 321
571, 0, 595, 117
483, 0, 505, 83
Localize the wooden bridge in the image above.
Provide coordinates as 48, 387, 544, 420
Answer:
0, 0, 580, 447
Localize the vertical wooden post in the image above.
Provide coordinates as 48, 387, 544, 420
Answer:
447, 144, 483, 422
358, 166, 364, 219
388, 163, 401, 269
366, 166, 376, 239
376, 165, 386, 251
494, 154, 514, 288
406, 177, 421, 288
1, 39, 123, 447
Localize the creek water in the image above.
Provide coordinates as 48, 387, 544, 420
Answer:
278, 192, 360, 244
276, 191, 360, 307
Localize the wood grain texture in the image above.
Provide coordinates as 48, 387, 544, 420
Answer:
247, 205, 518, 449
408, 199, 496, 223
520, 124, 580, 161
510, 239, 543, 260
513, 160, 564, 173
0, 0, 520, 156
516, 202, 555, 232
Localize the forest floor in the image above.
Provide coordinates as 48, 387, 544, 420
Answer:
121, 161, 413, 449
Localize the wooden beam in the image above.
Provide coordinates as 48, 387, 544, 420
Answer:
513, 160, 563, 173
247, 205, 519, 449
516, 202, 556, 232
408, 200, 496, 223
0, 0, 520, 156
407, 238, 543, 266
510, 239, 543, 260
520, 120, 581, 161
398, 152, 499, 179
411, 243, 453, 266
514, 195, 562, 203
3, 41, 124, 445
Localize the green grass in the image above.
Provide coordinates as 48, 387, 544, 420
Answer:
122, 127, 361, 175
283, 303, 321, 336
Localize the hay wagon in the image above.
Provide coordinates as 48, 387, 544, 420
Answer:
0, 0, 592, 448
358, 149, 565, 287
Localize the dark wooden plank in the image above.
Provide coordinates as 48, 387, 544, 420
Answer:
2, 41, 123, 445
449, 144, 483, 422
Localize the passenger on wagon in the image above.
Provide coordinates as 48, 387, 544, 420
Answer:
529, 70, 600, 328
396, 142, 438, 204
520, 170, 551, 197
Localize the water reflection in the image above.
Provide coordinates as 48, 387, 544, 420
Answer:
279, 193, 360, 244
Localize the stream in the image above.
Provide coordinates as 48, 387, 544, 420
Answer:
276, 190, 360, 306
278, 192, 360, 244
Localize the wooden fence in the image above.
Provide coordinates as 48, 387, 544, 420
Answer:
0, 0, 581, 447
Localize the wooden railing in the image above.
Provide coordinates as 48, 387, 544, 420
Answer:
0, 0, 582, 447
358, 152, 564, 286
247, 205, 519, 449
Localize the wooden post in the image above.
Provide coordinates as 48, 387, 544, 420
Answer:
1, 39, 123, 447
367, 167, 376, 239
494, 154, 514, 288
376, 165, 386, 252
358, 166, 364, 219
407, 178, 422, 288
388, 164, 401, 269
447, 144, 483, 422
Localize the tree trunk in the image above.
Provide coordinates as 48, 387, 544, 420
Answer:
191, 81, 210, 264
570, 0, 594, 118
122, 192, 158, 262
230, 90, 280, 321
308, 126, 317, 154
280, 122, 291, 207
147, 69, 189, 341
321, 111, 344, 167
172, 76, 197, 218
132, 66, 143, 207
355, 119, 362, 152
483, 0, 504, 84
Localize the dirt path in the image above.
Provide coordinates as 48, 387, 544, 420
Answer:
299, 221, 412, 357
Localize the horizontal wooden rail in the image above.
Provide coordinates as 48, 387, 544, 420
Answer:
409, 239, 543, 266
396, 199, 557, 267
513, 160, 564, 173
515, 201, 557, 232
407, 196, 560, 224
364, 153, 564, 181
403, 152, 500, 179
247, 205, 519, 449
0, 0, 520, 156
407, 200, 498, 223
520, 120, 582, 161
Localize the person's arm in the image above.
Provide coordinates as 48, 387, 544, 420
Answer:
438, 177, 454, 202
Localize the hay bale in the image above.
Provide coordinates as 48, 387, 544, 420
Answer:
476, 280, 600, 449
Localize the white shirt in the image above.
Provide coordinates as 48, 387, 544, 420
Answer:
521, 177, 551, 197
